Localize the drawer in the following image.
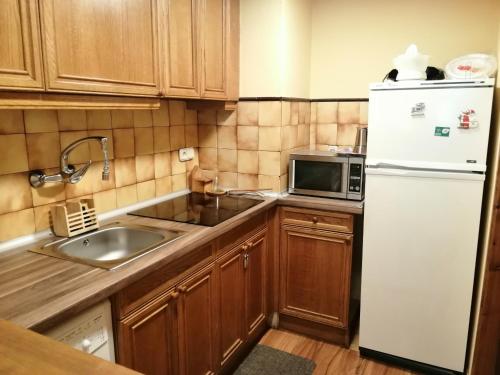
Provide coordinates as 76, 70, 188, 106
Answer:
280, 207, 353, 233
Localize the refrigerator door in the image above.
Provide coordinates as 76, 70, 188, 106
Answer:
360, 168, 484, 372
367, 85, 494, 172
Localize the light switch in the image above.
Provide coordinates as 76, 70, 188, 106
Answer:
179, 147, 194, 162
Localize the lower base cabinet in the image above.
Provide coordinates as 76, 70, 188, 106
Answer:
278, 207, 357, 347
114, 206, 358, 373
216, 229, 268, 369
244, 232, 267, 337
217, 245, 245, 367
117, 289, 180, 375
117, 266, 217, 375
177, 265, 216, 375
114, 214, 269, 375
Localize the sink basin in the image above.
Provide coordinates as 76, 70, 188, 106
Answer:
32, 223, 185, 270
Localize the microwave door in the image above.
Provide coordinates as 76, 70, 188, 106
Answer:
290, 159, 348, 198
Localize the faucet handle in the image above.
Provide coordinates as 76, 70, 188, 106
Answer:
68, 161, 91, 184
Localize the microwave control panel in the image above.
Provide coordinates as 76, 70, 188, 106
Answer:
347, 158, 365, 200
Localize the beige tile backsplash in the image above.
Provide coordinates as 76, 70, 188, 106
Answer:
199, 100, 311, 193
0, 100, 198, 242
313, 101, 368, 148
0, 98, 367, 242
189, 99, 367, 197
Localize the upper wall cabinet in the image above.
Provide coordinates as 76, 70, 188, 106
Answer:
161, 0, 201, 98
0, 0, 44, 90
39, 0, 161, 96
200, 0, 238, 100
161, 0, 239, 101
0, 0, 238, 103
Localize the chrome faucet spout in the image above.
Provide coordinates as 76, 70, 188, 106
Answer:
60, 136, 108, 176
30, 136, 110, 188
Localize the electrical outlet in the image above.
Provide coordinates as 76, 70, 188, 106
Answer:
179, 147, 194, 162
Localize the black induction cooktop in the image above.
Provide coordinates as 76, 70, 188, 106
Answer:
128, 192, 263, 227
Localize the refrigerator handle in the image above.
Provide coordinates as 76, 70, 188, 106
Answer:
367, 162, 402, 169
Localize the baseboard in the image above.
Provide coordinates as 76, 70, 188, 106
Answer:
278, 314, 351, 347
359, 347, 463, 375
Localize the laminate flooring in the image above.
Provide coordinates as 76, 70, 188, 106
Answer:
259, 329, 417, 375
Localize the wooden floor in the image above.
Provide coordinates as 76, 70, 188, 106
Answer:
259, 329, 417, 375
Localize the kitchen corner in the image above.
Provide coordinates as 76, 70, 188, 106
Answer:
1, 0, 499, 374
0, 193, 363, 331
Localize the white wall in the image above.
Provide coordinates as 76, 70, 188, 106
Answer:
309, 0, 499, 98
282, 0, 311, 98
239, 0, 311, 98
240, 0, 499, 99
239, 0, 283, 97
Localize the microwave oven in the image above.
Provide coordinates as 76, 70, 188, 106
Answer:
288, 150, 365, 200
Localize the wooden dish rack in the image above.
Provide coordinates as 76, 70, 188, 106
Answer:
50, 199, 99, 237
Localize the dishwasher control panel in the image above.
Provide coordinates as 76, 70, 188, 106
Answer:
55, 312, 108, 354
44, 300, 115, 361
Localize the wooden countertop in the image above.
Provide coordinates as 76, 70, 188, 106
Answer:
277, 194, 364, 215
0, 319, 139, 374
0, 193, 362, 332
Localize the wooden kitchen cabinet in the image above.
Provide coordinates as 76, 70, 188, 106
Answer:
199, 0, 239, 100
161, 0, 201, 97
0, 0, 239, 102
244, 231, 267, 337
117, 289, 180, 375
0, 0, 44, 90
216, 244, 245, 367
39, 0, 161, 96
216, 228, 268, 369
177, 264, 216, 375
160, 0, 239, 100
114, 214, 268, 374
279, 207, 355, 347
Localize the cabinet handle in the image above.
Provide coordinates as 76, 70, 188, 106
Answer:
242, 244, 249, 251
171, 291, 180, 300
312, 216, 319, 224
247, 241, 254, 248
177, 285, 187, 293
243, 253, 249, 269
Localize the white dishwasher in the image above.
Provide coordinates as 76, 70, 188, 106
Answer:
44, 299, 115, 362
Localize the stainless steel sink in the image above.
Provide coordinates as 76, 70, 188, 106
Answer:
32, 223, 185, 269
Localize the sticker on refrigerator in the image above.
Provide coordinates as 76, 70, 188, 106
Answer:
458, 109, 479, 129
411, 102, 425, 117
434, 127, 450, 137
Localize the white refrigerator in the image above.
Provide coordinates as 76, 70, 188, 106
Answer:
359, 79, 495, 374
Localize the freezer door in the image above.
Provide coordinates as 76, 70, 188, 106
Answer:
367, 86, 494, 172
359, 168, 484, 372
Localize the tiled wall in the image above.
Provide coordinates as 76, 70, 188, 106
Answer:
197, 100, 311, 193
0, 98, 368, 243
0, 100, 199, 242
310, 101, 368, 148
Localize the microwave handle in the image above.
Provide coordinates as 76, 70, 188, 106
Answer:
342, 161, 349, 194
289, 160, 295, 189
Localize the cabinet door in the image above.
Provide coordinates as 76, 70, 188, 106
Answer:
216, 245, 244, 367
161, 0, 200, 97
177, 265, 216, 375
244, 231, 267, 337
199, 0, 229, 99
279, 225, 352, 328
40, 0, 160, 96
0, 0, 44, 90
117, 290, 179, 375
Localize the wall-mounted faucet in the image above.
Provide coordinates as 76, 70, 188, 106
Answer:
29, 136, 110, 188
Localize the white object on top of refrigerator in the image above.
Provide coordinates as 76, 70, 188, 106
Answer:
359, 79, 494, 374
